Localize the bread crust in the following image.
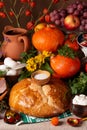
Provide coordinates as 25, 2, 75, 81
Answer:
9, 78, 71, 117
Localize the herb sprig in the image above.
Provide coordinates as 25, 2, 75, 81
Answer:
68, 72, 87, 95
58, 45, 77, 59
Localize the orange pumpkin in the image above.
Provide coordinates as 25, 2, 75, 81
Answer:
32, 24, 65, 52
50, 55, 81, 78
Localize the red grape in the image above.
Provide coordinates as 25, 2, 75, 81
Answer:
79, 25, 85, 31
81, 20, 86, 26
77, 4, 83, 11
72, 4, 77, 9
67, 7, 74, 14
55, 20, 61, 25
84, 24, 87, 31
83, 12, 87, 18
73, 10, 80, 16
49, 0, 87, 32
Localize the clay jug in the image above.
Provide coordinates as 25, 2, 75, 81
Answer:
1, 26, 30, 60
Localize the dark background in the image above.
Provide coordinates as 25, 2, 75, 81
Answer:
0, 0, 86, 41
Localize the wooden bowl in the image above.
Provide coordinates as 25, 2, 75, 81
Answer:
31, 70, 51, 85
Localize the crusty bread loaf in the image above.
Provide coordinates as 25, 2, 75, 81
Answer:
9, 78, 71, 117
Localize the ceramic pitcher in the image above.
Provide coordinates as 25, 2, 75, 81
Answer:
1, 26, 30, 60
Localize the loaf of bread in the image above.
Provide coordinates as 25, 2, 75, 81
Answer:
9, 78, 71, 117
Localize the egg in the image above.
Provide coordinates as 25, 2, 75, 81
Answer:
6, 69, 17, 76
0, 65, 7, 71
4, 57, 18, 68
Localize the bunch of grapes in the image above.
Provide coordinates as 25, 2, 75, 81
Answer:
49, 0, 87, 31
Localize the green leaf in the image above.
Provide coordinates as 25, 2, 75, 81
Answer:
68, 72, 87, 95
58, 45, 77, 59
0, 70, 6, 76
18, 70, 32, 81
41, 62, 53, 74
20, 47, 37, 63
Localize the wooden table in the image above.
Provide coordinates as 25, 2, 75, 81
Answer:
0, 115, 87, 130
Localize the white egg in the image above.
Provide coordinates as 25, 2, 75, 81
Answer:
17, 61, 21, 64
0, 64, 7, 71
6, 69, 17, 76
4, 57, 18, 68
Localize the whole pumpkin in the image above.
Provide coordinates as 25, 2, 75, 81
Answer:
50, 55, 81, 78
32, 24, 65, 52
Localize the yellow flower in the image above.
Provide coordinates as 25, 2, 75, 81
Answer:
35, 54, 45, 64
26, 58, 37, 72
42, 51, 52, 58
26, 51, 52, 72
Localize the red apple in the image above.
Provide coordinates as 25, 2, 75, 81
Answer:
64, 15, 80, 30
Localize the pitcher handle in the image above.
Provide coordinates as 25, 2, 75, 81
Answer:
18, 36, 30, 52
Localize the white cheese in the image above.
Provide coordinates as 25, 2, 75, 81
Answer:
34, 73, 48, 80
73, 94, 87, 106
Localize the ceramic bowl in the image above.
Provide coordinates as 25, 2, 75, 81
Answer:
31, 70, 51, 85
70, 103, 87, 118
70, 95, 87, 118
77, 33, 87, 56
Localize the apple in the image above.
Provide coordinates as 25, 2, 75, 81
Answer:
64, 15, 80, 30
34, 23, 46, 32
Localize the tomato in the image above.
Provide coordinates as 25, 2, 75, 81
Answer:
64, 39, 79, 51
50, 55, 81, 78
51, 117, 59, 126
64, 33, 79, 51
